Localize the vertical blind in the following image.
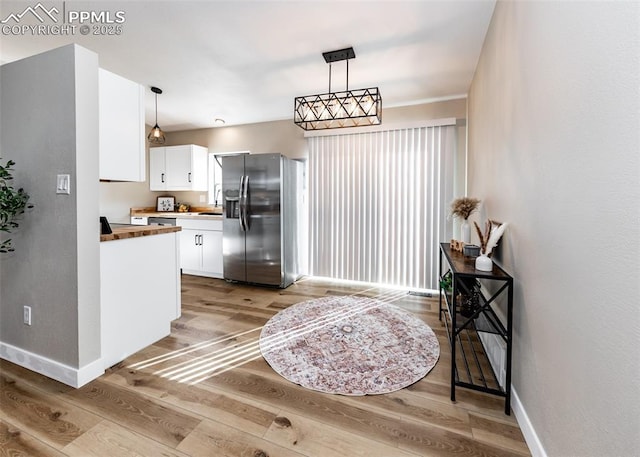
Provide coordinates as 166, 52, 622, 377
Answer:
308, 125, 456, 290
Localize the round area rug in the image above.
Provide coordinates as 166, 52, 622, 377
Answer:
259, 296, 440, 396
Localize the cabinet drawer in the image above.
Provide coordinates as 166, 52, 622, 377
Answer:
176, 218, 222, 231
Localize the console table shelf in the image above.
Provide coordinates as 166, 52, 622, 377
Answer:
438, 242, 514, 415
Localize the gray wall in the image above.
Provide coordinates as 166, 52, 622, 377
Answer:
100, 98, 467, 222
0, 44, 101, 368
467, 2, 639, 456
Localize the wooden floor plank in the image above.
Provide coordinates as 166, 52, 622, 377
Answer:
469, 412, 531, 456
102, 364, 280, 438
342, 388, 473, 437
62, 420, 191, 457
0, 418, 66, 457
176, 419, 305, 457
396, 415, 526, 457
60, 379, 201, 449
406, 379, 517, 420
0, 372, 102, 450
262, 410, 422, 457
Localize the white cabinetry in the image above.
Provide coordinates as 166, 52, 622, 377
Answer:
100, 231, 181, 369
149, 148, 167, 190
150, 145, 208, 191
177, 218, 223, 278
99, 68, 145, 181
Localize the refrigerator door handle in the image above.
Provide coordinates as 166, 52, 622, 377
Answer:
239, 176, 246, 231
242, 175, 250, 231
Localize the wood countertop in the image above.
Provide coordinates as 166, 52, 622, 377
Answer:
100, 225, 181, 242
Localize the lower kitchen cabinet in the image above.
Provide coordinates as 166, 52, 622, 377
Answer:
177, 218, 223, 278
101, 231, 181, 370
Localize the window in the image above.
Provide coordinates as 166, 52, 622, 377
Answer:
207, 153, 223, 206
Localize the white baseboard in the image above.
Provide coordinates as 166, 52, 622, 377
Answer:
475, 318, 547, 457
0, 341, 104, 388
181, 269, 223, 279
511, 385, 548, 457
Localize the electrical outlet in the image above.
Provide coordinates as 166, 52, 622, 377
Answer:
199, 194, 206, 203
23, 306, 32, 325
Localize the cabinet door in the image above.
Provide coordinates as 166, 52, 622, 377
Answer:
179, 228, 202, 271
189, 146, 209, 191
165, 145, 193, 190
201, 230, 223, 277
99, 69, 145, 182
149, 148, 167, 190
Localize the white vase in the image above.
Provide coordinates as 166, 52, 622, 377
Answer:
461, 220, 470, 243
475, 254, 493, 271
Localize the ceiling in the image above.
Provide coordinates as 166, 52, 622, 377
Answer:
0, 1, 496, 131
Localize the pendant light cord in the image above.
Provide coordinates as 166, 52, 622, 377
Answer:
346, 59, 349, 91
327, 60, 350, 93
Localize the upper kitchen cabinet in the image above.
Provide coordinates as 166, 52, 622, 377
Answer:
99, 69, 145, 181
150, 145, 208, 191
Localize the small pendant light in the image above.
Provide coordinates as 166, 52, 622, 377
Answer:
148, 86, 166, 144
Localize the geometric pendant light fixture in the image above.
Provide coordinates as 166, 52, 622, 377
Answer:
294, 47, 382, 131
147, 86, 166, 144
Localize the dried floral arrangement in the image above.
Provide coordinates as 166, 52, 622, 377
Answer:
474, 219, 507, 256
450, 197, 480, 220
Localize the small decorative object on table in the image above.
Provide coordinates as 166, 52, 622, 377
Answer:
450, 239, 467, 253
156, 196, 175, 212
473, 220, 507, 271
176, 202, 190, 212
463, 244, 480, 257
450, 197, 480, 243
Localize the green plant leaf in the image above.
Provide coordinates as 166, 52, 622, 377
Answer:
0, 158, 32, 254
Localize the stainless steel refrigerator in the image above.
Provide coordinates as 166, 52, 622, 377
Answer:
222, 153, 303, 288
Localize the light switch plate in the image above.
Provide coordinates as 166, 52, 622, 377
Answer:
23, 306, 31, 325
56, 174, 71, 194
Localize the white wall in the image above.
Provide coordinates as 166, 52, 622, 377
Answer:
467, 2, 640, 456
99, 127, 159, 223
0, 44, 102, 380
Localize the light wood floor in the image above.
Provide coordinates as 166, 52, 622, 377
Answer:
1, 275, 531, 456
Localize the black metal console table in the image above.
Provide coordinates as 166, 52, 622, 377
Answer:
438, 242, 514, 415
